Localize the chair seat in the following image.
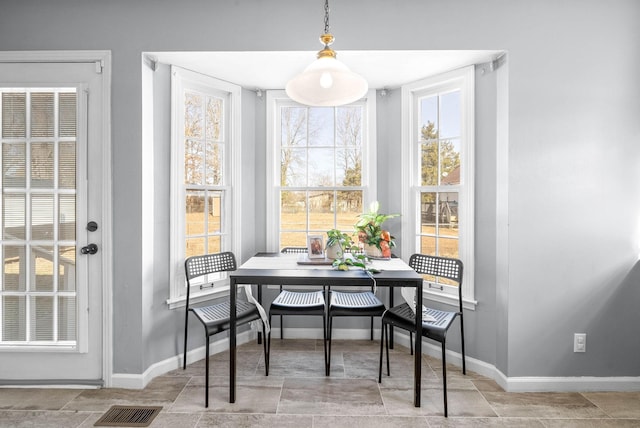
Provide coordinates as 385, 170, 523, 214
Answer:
382, 302, 458, 342
191, 300, 261, 335
329, 291, 386, 316
270, 290, 326, 315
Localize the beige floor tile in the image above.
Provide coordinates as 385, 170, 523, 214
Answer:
0, 388, 82, 410
481, 391, 609, 419
473, 379, 506, 392
381, 381, 497, 417
279, 377, 386, 415
379, 374, 477, 391
328, 339, 383, 353
0, 410, 93, 428
170, 375, 283, 413
427, 416, 545, 427
197, 413, 312, 427
376, 348, 440, 381
261, 349, 329, 377
539, 420, 640, 428
267, 338, 321, 352
146, 412, 202, 427
63, 376, 189, 412
342, 351, 386, 379
582, 391, 640, 418
314, 415, 429, 428
205, 349, 265, 376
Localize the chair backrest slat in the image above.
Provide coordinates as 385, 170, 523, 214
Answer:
185, 251, 237, 281
409, 254, 464, 306
184, 252, 237, 309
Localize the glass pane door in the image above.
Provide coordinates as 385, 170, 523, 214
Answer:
1, 89, 78, 347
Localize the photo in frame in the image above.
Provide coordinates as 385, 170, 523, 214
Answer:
307, 235, 325, 259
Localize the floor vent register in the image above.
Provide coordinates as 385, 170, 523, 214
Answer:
94, 405, 162, 427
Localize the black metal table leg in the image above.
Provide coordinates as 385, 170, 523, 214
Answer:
257, 283, 262, 345
389, 288, 394, 349
414, 280, 422, 407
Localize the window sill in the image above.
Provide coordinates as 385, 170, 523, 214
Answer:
422, 288, 477, 311
166, 285, 230, 310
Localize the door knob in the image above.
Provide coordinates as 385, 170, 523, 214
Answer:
81, 243, 98, 255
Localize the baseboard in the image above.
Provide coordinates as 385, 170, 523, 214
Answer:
112, 328, 640, 392
111, 329, 255, 389
496, 372, 640, 393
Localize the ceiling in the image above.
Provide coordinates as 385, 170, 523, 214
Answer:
150, 50, 503, 91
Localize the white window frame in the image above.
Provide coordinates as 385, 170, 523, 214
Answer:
401, 66, 476, 309
167, 66, 242, 309
265, 90, 377, 250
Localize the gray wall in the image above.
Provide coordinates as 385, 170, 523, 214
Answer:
1, 0, 639, 379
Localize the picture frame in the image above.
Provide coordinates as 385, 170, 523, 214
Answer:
307, 235, 325, 259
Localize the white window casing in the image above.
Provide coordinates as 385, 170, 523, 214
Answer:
401, 66, 476, 309
167, 66, 242, 309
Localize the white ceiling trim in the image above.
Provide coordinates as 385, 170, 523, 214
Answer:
148, 50, 503, 90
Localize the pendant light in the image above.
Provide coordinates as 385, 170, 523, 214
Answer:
285, 0, 368, 107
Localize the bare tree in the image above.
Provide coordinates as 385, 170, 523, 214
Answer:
336, 106, 362, 211
280, 107, 307, 187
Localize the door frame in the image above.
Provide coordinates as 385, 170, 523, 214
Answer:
0, 50, 113, 386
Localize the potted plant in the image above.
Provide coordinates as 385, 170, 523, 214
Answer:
325, 229, 355, 260
354, 201, 399, 258
332, 253, 380, 273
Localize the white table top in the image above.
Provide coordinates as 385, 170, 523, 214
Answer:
240, 252, 413, 272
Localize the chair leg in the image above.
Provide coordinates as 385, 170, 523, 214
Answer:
263, 322, 269, 376
257, 284, 263, 345
327, 314, 333, 375
460, 315, 466, 375
267, 314, 272, 374
385, 324, 391, 376
410, 331, 414, 355
378, 321, 385, 383
205, 334, 210, 408
279, 286, 284, 340
322, 313, 328, 376
183, 311, 189, 370
370, 316, 374, 340
441, 340, 448, 417
280, 315, 284, 340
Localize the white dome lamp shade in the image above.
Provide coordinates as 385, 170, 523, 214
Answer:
285, 3, 368, 107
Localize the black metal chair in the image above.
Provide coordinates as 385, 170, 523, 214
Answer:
327, 270, 386, 375
183, 251, 269, 407
378, 253, 465, 417
268, 247, 328, 373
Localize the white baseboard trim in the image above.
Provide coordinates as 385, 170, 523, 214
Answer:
497, 372, 640, 393
111, 329, 255, 389
112, 328, 640, 392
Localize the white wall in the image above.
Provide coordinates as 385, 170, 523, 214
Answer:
1, 0, 638, 382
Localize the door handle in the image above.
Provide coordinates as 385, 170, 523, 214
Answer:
81, 243, 98, 255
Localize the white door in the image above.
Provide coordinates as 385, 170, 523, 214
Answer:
0, 60, 105, 384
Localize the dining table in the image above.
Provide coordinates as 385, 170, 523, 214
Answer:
228, 252, 424, 407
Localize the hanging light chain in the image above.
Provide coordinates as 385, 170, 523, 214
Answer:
324, 0, 330, 35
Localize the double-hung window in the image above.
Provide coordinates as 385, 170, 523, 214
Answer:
168, 67, 240, 306
266, 91, 376, 249
401, 66, 475, 306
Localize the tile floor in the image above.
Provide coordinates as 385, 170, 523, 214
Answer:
1, 339, 639, 427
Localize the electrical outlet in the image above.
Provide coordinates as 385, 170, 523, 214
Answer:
574, 333, 586, 352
